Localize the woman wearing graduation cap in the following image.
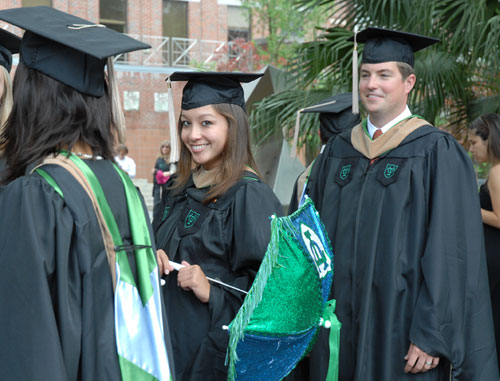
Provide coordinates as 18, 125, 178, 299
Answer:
154, 71, 284, 380
0, 7, 174, 381
303, 27, 499, 380
0, 28, 20, 172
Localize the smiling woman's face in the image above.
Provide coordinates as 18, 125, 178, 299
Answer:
180, 105, 229, 170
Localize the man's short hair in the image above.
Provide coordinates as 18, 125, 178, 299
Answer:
396, 62, 415, 80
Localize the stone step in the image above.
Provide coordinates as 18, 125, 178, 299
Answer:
133, 178, 154, 216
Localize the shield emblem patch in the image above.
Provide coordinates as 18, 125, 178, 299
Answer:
384, 164, 399, 179
340, 164, 351, 180
184, 209, 200, 228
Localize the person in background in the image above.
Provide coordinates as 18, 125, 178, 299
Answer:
0, 28, 20, 174
0, 7, 174, 380
154, 71, 284, 380
468, 113, 500, 369
304, 27, 498, 380
115, 143, 136, 178
289, 92, 360, 212
152, 140, 173, 216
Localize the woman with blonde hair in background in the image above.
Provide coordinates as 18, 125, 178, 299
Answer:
152, 139, 174, 216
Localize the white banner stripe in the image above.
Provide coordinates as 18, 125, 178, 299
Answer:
115, 264, 171, 380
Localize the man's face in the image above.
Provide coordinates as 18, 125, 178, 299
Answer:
359, 61, 415, 123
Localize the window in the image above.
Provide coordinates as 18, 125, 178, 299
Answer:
22, 0, 51, 5
123, 91, 140, 111
100, 0, 127, 33
227, 6, 250, 41
163, 0, 188, 38
154, 92, 169, 112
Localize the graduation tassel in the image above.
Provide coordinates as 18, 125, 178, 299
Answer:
107, 58, 127, 143
290, 108, 304, 158
352, 26, 359, 115
291, 98, 340, 157
167, 77, 179, 173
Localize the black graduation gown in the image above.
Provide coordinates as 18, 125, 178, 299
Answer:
289, 156, 322, 214
0, 160, 174, 380
0, 156, 5, 176
153, 171, 284, 381
480, 182, 500, 368
303, 125, 499, 380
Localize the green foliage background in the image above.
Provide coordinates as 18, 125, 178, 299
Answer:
248, 0, 500, 167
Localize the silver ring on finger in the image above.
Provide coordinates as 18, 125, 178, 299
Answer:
425, 360, 432, 366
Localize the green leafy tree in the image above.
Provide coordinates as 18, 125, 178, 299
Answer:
251, 0, 500, 163
241, 0, 329, 67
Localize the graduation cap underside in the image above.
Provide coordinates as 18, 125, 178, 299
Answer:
299, 92, 361, 140
0, 28, 21, 72
168, 71, 263, 110
0, 29, 20, 54
0, 6, 150, 96
300, 92, 353, 114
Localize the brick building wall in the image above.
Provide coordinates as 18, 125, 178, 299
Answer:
119, 70, 184, 181
187, 0, 229, 41
121, 0, 174, 179
0, 0, 99, 20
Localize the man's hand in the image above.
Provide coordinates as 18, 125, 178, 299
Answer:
404, 343, 439, 373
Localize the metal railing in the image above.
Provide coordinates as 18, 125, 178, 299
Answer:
0, 22, 254, 70
113, 35, 254, 70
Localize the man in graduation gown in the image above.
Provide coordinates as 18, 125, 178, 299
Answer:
301, 28, 499, 380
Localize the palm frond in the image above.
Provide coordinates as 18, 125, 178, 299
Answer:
250, 89, 342, 149
250, 0, 500, 153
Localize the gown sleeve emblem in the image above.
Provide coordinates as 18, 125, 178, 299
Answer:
335, 158, 358, 187
184, 209, 200, 228
377, 158, 405, 186
339, 164, 351, 180
161, 206, 171, 222
383, 163, 399, 179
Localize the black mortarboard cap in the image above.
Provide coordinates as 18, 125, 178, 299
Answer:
0, 29, 20, 72
301, 93, 360, 139
0, 6, 150, 96
350, 27, 439, 67
168, 71, 263, 110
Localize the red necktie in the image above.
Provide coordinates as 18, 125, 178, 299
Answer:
370, 129, 383, 165
373, 128, 383, 140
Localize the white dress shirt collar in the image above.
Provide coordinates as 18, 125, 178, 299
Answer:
367, 106, 412, 139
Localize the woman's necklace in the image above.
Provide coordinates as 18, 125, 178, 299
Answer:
72, 152, 103, 160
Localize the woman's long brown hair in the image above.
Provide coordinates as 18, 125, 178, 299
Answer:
0, 62, 117, 184
469, 113, 500, 162
171, 103, 259, 203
